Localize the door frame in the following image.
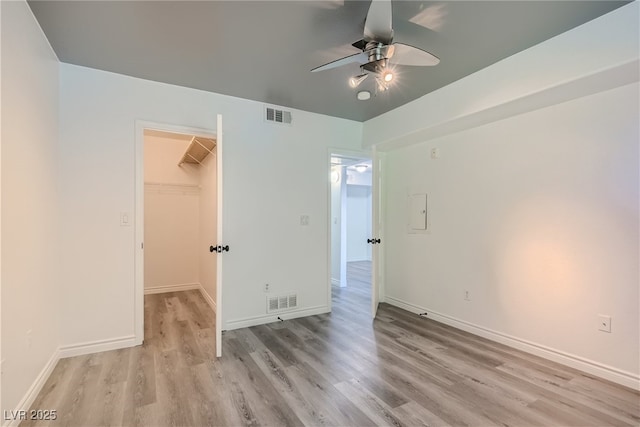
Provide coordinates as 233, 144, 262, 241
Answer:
326, 148, 376, 314
371, 147, 385, 318
134, 120, 219, 346
214, 114, 223, 358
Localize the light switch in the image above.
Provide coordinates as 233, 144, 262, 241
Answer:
409, 194, 427, 230
120, 212, 131, 226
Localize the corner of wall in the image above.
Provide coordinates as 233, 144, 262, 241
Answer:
1, 0, 62, 417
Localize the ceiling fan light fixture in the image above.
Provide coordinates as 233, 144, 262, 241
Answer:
349, 73, 369, 88
382, 69, 394, 82
376, 77, 388, 92
354, 164, 369, 173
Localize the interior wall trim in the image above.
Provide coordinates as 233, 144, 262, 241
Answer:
143, 283, 200, 295
225, 305, 330, 331
385, 296, 640, 391
3, 349, 60, 427
198, 285, 217, 313
58, 335, 137, 359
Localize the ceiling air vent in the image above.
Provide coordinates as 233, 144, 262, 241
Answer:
265, 106, 292, 125
267, 293, 298, 313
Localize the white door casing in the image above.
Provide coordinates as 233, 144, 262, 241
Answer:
215, 114, 223, 358
371, 147, 384, 318
327, 148, 378, 316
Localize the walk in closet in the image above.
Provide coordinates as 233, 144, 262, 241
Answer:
143, 129, 218, 308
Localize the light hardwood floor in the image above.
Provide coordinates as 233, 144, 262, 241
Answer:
23, 262, 639, 426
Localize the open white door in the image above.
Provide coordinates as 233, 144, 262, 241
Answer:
215, 114, 223, 357
371, 147, 384, 318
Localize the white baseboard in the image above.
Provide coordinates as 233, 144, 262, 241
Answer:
144, 283, 216, 313
225, 305, 330, 331
58, 335, 137, 359
144, 283, 200, 294
385, 296, 640, 391
198, 285, 217, 313
2, 349, 61, 427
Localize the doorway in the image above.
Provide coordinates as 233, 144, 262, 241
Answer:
329, 153, 373, 318
135, 120, 223, 357
142, 128, 217, 295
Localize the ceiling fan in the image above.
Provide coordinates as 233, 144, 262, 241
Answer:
311, 0, 440, 92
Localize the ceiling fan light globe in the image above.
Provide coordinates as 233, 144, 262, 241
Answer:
349, 73, 369, 88
376, 77, 388, 92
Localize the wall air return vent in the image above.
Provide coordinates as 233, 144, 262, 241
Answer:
265, 106, 292, 125
267, 294, 298, 313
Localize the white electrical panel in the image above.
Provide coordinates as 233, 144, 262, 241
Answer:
409, 194, 427, 230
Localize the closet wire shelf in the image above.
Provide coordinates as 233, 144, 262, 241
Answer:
179, 136, 216, 166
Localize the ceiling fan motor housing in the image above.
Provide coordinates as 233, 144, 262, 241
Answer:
361, 42, 393, 73
362, 58, 389, 73
366, 42, 393, 61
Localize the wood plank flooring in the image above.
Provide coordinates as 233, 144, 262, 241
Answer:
23, 262, 639, 426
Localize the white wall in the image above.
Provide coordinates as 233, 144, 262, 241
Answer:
58, 63, 363, 345
384, 82, 639, 382
144, 134, 200, 186
1, 0, 60, 415
346, 169, 372, 186
144, 134, 200, 290
198, 149, 217, 305
346, 185, 372, 262
368, 3, 639, 388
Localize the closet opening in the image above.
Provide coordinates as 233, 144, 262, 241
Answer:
141, 128, 218, 357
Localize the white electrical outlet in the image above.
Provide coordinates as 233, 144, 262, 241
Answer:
598, 314, 611, 333
300, 215, 310, 226
264, 283, 270, 293
431, 148, 440, 159
464, 290, 471, 301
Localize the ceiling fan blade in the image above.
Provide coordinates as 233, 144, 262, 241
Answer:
364, 0, 393, 44
311, 51, 368, 72
391, 43, 440, 66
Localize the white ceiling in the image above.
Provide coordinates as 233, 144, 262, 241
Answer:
28, 1, 629, 122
